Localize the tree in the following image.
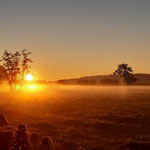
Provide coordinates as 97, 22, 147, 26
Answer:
1, 50, 21, 90
0, 65, 6, 81
20, 49, 33, 89
10, 124, 32, 150
0, 49, 33, 91
114, 63, 137, 85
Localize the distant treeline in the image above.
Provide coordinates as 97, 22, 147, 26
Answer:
58, 78, 119, 85
56, 74, 150, 86
1, 62, 150, 86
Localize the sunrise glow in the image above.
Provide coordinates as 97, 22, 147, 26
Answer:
25, 74, 33, 81
28, 85, 37, 89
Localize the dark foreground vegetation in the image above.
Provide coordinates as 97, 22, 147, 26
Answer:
1, 85, 150, 150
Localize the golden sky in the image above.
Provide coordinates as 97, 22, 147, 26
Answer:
0, 1, 150, 80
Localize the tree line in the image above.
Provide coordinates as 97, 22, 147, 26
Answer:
58, 64, 138, 85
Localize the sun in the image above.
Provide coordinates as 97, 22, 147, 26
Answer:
25, 74, 33, 81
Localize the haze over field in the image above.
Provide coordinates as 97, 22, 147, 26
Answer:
1, 85, 150, 150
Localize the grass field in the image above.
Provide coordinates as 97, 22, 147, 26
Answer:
1, 85, 150, 150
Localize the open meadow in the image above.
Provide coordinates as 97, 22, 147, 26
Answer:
1, 85, 150, 150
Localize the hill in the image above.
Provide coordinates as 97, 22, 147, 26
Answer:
56, 74, 150, 85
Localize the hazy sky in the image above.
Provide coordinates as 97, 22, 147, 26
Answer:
0, 0, 150, 80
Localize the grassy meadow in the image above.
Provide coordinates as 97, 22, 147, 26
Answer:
1, 85, 150, 150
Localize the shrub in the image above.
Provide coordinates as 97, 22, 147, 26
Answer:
0, 131, 13, 150
77, 146, 86, 150
39, 136, 54, 150
10, 124, 32, 150
0, 114, 9, 127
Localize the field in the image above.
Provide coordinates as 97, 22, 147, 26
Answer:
1, 85, 150, 150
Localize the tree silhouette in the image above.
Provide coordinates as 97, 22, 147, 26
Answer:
0, 49, 33, 91
39, 136, 54, 150
10, 124, 32, 150
1, 50, 21, 91
20, 49, 33, 89
114, 63, 137, 85
114, 63, 133, 75
0, 65, 6, 81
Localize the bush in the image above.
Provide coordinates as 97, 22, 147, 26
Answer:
10, 124, 32, 150
119, 140, 150, 150
0, 114, 9, 127
0, 131, 13, 150
39, 136, 54, 150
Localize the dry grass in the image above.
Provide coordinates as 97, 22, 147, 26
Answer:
0, 85, 150, 150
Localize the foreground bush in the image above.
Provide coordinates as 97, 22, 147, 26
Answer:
119, 140, 150, 150
0, 131, 13, 150
10, 124, 32, 150
39, 136, 54, 150
0, 114, 9, 127
77, 146, 86, 150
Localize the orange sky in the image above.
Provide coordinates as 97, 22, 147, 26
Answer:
0, 1, 150, 80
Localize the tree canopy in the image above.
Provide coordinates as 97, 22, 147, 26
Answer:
0, 49, 32, 91
114, 63, 138, 85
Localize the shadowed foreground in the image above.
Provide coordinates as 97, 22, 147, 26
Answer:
0, 85, 150, 150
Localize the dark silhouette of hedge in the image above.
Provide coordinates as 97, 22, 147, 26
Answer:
88, 80, 96, 85
100, 79, 119, 85
57, 79, 67, 84
77, 79, 96, 85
